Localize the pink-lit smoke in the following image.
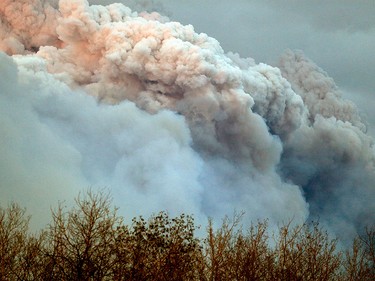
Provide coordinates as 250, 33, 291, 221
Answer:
0, 0, 373, 244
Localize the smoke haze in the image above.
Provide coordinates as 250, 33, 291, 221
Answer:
0, 0, 374, 244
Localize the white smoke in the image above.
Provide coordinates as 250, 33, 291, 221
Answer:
0, 0, 373, 242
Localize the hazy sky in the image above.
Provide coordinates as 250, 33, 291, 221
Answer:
91, 0, 375, 134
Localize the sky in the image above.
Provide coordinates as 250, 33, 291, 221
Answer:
0, 0, 374, 245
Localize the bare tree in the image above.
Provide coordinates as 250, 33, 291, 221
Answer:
203, 212, 246, 281
43, 189, 121, 281
272, 222, 342, 281
1, 190, 373, 281
0, 203, 47, 280
0, 203, 29, 280
344, 226, 375, 281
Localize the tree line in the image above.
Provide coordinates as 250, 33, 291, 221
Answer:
0, 190, 374, 280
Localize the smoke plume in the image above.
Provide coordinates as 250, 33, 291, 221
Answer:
0, 0, 373, 243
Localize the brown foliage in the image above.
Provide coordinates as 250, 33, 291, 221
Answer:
343, 226, 375, 281
0, 191, 374, 281
43, 190, 121, 280
272, 222, 341, 281
202, 216, 341, 281
0, 203, 45, 281
113, 212, 202, 281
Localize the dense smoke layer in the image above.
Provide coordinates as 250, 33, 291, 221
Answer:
279, 51, 375, 242
0, 0, 373, 243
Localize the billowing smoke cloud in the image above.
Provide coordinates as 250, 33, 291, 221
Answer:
278, 51, 375, 243
0, 0, 61, 53
0, 0, 373, 243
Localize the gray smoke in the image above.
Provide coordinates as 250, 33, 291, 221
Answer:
278, 50, 375, 243
0, 0, 373, 243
